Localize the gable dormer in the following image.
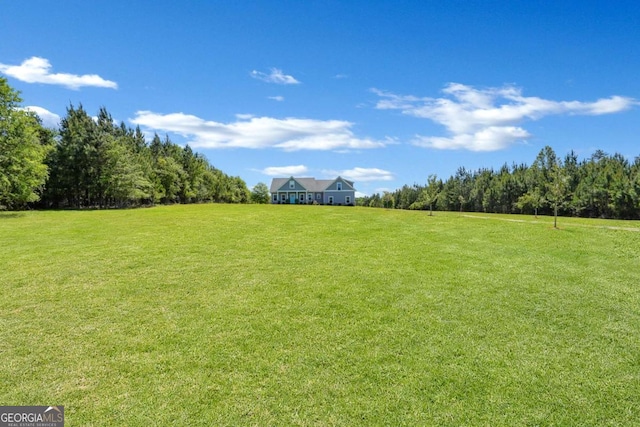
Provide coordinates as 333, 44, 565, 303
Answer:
325, 176, 355, 191
276, 176, 307, 192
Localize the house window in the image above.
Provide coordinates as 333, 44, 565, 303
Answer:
281, 193, 286, 201
289, 180, 295, 189
346, 196, 351, 205
328, 196, 334, 205
308, 194, 313, 201
273, 194, 277, 202
316, 193, 321, 199
337, 182, 342, 191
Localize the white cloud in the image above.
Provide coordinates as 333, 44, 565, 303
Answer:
22, 106, 60, 128
130, 111, 387, 151
0, 57, 117, 90
413, 126, 531, 152
322, 167, 394, 182
268, 95, 284, 101
373, 83, 638, 151
250, 68, 300, 85
260, 165, 308, 176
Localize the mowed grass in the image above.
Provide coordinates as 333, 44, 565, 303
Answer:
1, 205, 639, 426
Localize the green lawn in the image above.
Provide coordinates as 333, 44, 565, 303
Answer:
1, 205, 639, 426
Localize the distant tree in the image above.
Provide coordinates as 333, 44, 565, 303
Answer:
356, 196, 369, 206
548, 155, 569, 228
515, 187, 545, 217
470, 168, 494, 212
494, 163, 518, 213
368, 193, 383, 208
47, 104, 97, 207
251, 182, 270, 204
409, 174, 441, 215
229, 176, 251, 203
155, 156, 185, 203
382, 191, 395, 209
452, 167, 472, 212
102, 136, 152, 206
0, 78, 53, 210
536, 146, 569, 228
393, 184, 419, 209
423, 174, 441, 216
356, 145, 639, 220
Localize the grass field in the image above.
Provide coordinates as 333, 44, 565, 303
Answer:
1, 204, 640, 426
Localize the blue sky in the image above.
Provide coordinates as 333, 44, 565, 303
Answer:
2, 1, 639, 195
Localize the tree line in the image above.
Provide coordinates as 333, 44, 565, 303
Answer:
359, 145, 640, 221
4, 76, 640, 218
1, 77, 251, 210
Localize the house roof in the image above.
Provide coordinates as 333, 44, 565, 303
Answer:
270, 177, 355, 193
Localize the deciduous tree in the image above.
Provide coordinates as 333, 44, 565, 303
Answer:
251, 182, 270, 204
0, 78, 53, 209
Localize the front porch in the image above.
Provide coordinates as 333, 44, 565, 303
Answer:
272, 191, 317, 204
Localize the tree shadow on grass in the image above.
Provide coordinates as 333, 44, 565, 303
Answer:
0, 212, 26, 219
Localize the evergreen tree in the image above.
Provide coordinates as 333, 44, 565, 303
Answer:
47, 104, 97, 207
409, 174, 441, 215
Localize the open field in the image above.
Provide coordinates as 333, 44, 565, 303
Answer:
1, 205, 640, 425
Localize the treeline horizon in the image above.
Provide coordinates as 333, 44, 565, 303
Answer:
3, 77, 640, 219
42, 105, 251, 209
1, 77, 251, 210
359, 146, 640, 220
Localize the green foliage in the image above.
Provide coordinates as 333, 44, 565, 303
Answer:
250, 182, 270, 204
4, 70, 639, 219
409, 174, 441, 215
2, 206, 640, 424
367, 193, 381, 207
102, 137, 153, 206
0, 78, 53, 210
547, 153, 570, 228
363, 146, 640, 220
393, 184, 419, 209
0, 79, 248, 210
515, 187, 545, 216
41, 105, 249, 208
382, 191, 395, 208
